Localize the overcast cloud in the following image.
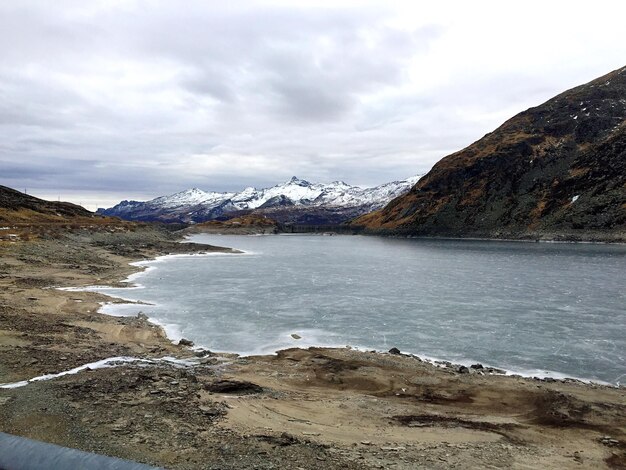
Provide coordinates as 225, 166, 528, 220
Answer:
1, 0, 625, 209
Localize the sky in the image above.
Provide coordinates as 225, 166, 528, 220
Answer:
1, 1, 625, 210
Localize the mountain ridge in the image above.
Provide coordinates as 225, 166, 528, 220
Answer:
353, 65, 626, 242
0, 185, 93, 222
98, 175, 423, 224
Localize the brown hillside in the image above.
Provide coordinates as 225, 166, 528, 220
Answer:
0, 185, 92, 222
0, 185, 138, 241
354, 66, 626, 241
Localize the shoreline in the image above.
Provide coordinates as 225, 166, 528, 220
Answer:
1, 227, 625, 469
375, 232, 626, 246
351, 227, 626, 245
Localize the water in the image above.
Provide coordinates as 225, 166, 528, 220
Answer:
90, 234, 626, 385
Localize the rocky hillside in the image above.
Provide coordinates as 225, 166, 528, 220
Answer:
0, 185, 92, 223
98, 175, 422, 225
185, 214, 280, 235
354, 66, 626, 241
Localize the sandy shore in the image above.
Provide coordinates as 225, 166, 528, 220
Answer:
0, 227, 625, 469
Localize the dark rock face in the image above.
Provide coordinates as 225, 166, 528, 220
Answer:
258, 195, 295, 209
354, 66, 626, 241
203, 380, 263, 395
0, 185, 92, 218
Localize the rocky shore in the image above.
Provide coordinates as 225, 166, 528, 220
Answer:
0, 226, 625, 469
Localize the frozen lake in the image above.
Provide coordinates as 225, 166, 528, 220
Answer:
91, 234, 626, 385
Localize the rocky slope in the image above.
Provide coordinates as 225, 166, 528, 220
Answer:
185, 214, 280, 235
354, 66, 626, 241
98, 176, 422, 225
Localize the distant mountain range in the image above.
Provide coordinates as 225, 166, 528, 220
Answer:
354, 65, 626, 242
98, 175, 423, 224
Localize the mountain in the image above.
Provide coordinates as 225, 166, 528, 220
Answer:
353, 66, 626, 242
97, 175, 422, 224
0, 185, 92, 223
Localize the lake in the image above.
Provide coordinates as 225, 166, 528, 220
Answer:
91, 234, 626, 385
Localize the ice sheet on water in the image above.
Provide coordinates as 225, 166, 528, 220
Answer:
60, 234, 626, 386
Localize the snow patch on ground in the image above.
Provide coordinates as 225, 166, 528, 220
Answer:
0, 356, 200, 389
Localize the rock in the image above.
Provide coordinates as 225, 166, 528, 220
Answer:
388, 347, 401, 355
291, 333, 301, 340
194, 349, 213, 357
458, 365, 470, 374
204, 380, 263, 395
199, 406, 222, 417
470, 363, 484, 370
178, 338, 194, 347
258, 433, 298, 447
599, 436, 620, 446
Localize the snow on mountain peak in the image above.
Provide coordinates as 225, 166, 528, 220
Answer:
99, 174, 424, 223
150, 187, 234, 209
285, 176, 311, 186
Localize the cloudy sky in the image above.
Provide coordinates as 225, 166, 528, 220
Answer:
1, 0, 625, 209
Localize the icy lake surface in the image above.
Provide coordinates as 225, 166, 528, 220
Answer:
93, 234, 626, 385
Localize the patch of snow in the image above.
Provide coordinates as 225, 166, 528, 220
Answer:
0, 356, 201, 389
571, 195, 580, 203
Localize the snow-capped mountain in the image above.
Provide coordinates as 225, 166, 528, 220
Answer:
97, 175, 423, 224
